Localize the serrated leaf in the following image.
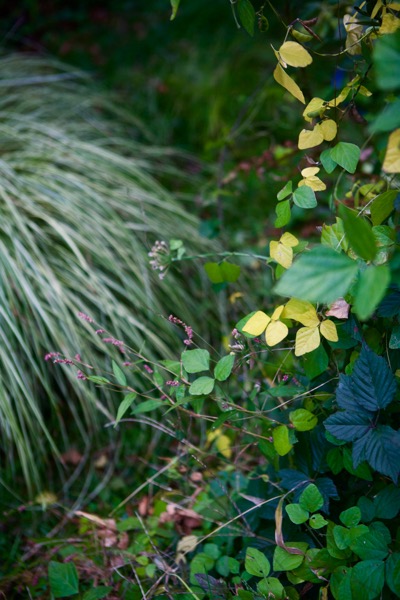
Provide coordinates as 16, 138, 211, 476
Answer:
356, 426, 400, 483
278, 41, 313, 67
351, 345, 397, 411
242, 311, 270, 335
273, 63, 305, 104
189, 376, 215, 396
48, 561, 79, 598
238, 0, 255, 36
330, 142, 360, 174
245, 547, 271, 577
273, 425, 293, 456
383, 128, 400, 173
274, 247, 358, 304
320, 319, 338, 342
339, 205, 377, 261
285, 503, 309, 524
277, 181, 293, 200
265, 320, 289, 346
299, 483, 324, 512
182, 349, 210, 373
298, 127, 324, 150
289, 408, 318, 431
114, 392, 137, 428
282, 298, 319, 327
214, 354, 235, 381
295, 326, 320, 356
112, 360, 127, 386
324, 410, 372, 443
353, 265, 391, 320
275, 199, 291, 227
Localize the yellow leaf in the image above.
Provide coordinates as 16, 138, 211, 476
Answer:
280, 232, 299, 247
270, 240, 293, 269
278, 41, 313, 68
301, 167, 320, 177
379, 12, 400, 34
326, 87, 351, 108
216, 434, 232, 459
265, 320, 289, 346
320, 319, 339, 342
371, 0, 383, 19
282, 298, 320, 327
207, 428, 221, 444
359, 85, 372, 97
343, 14, 363, 55
273, 64, 305, 104
298, 126, 324, 150
298, 175, 326, 191
295, 326, 321, 356
303, 97, 326, 123
382, 129, 400, 173
318, 119, 337, 141
271, 305, 285, 320
242, 311, 271, 335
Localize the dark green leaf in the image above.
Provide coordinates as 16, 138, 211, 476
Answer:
330, 142, 360, 174
368, 99, 400, 133
324, 409, 372, 443
48, 561, 79, 598
351, 345, 397, 411
374, 484, 400, 519
339, 507, 361, 527
238, 0, 256, 36
132, 399, 166, 414
350, 560, 385, 600
275, 199, 291, 227
299, 484, 324, 512
189, 376, 215, 396
214, 354, 235, 381
374, 30, 400, 90
386, 553, 400, 597
353, 265, 391, 320
87, 376, 110, 385
274, 247, 358, 304
331, 566, 353, 600
390, 325, 400, 349
357, 497, 376, 523
360, 426, 400, 483
326, 447, 344, 475
292, 186, 317, 209
273, 543, 307, 571
245, 547, 271, 578
112, 360, 127, 386
338, 205, 377, 261
302, 344, 329, 380
350, 530, 389, 561
114, 392, 136, 427
257, 577, 285, 598
83, 588, 113, 600
370, 190, 398, 225
181, 349, 210, 373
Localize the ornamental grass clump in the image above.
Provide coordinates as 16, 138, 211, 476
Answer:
0, 54, 217, 493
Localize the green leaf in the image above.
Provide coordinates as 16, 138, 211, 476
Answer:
330, 142, 360, 174
289, 408, 318, 431
87, 376, 110, 385
274, 247, 358, 304
132, 399, 166, 414
302, 344, 329, 380
338, 205, 377, 261
369, 99, 400, 133
339, 507, 361, 527
326, 447, 344, 475
320, 148, 337, 173
371, 190, 400, 225
112, 360, 127, 386
114, 392, 137, 427
350, 530, 389, 561
220, 261, 241, 283
373, 484, 400, 520
386, 553, 400, 596
357, 497, 376, 523
170, 0, 181, 20
257, 577, 285, 599
204, 262, 223, 284
350, 560, 385, 600
272, 424, 293, 456
48, 561, 79, 598
285, 503, 309, 524
275, 199, 291, 227
182, 349, 210, 373
299, 483, 324, 512
214, 354, 235, 382
237, 0, 256, 36
189, 376, 215, 396
390, 325, 400, 349
309, 514, 328, 529
273, 543, 307, 571
331, 566, 353, 600
374, 30, 400, 90
83, 588, 113, 600
277, 181, 293, 200
292, 186, 317, 209
245, 547, 271, 578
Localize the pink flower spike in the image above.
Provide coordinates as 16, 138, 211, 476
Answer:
143, 364, 153, 374
78, 312, 94, 323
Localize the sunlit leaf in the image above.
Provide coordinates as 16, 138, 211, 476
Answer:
278, 41, 313, 67
271, 305, 285, 320
282, 298, 320, 327
280, 232, 299, 247
289, 408, 318, 431
319, 119, 337, 141
265, 320, 289, 346
301, 167, 320, 177
273, 424, 293, 456
303, 97, 326, 122
270, 241, 293, 269
170, 0, 181, 20
298, 175, 326, 191
215, 434, 232, 458
379, 12, 400, 34
320, 319, 338, 342
273, 64, 305, 104
295, 326, 320, 356
382, 128, 400, 173
242, 311, 270, 335
298, 127, 324, 149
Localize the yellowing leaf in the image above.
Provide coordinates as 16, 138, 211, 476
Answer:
280, 232, 299, 247
273, 64, 305, 104
320, 319, 338, 342
282, 298, 320, 327
243, 311, 271, 335
278, 41, 313, 68
319, 119, 337, 141
326, 87, 351, 108
207, 428, 222, 444
265, 320, 289, 346
298, 126, 324, 150
303, 97, 326, 122
379, 12, 400, 34
343, 13, 363, 55
216, 434, 232, 459
382, 129, 400, 173
301, 167, 320, 177
271, 305, 285, 320
298, 175, 326, 191
270, 240, 293, 269
371, 0, 383, 19
295, 326, 320, 356
359, 85, 372, 97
